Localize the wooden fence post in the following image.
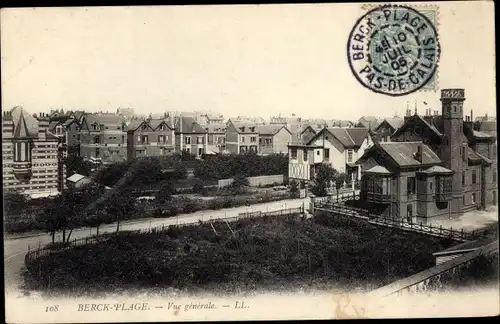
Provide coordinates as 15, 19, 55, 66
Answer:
440, 225, 442, 236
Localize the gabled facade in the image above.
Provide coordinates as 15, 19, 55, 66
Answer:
374, 116, 404, 142
2, 107, 66, 198
357, 88, 497, 222
288, 126, 374, 188
225, 120, 259, 154
205, 123, 227, 154
172, 116, 208, 157
79, 114, 127, 164
257, 125, 292, 155
126, 118, 176, 160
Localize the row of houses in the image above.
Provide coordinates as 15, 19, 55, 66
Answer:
289, 88, 498, 223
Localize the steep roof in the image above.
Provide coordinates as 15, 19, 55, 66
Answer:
10, 106, 39, 136
174, 116, 206, 134
378, 142, 441, 167
345, 128, 369, 146
257, 125, 289, 136
328, 128, 355, 147
48, 121, 60, 132
229, 121, 259, 134
13, 110, 35, 139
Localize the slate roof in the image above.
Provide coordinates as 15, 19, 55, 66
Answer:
174, 116, 206, 134
48, 121, 60, 132
85, 114, 124, 126
346, 128, 369, 146
10, 106, 39, 137
13, 110, 34, 139
206, 123, 227, 134
230, 121, 259, 134
257, 125, 288, 136
379, 142, 441, 167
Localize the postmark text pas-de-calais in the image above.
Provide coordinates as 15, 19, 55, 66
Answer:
347, 5, 440, 96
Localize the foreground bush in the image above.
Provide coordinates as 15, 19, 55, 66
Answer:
23, 214, 456, 294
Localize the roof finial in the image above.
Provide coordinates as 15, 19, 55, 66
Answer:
414, 100, 418, 115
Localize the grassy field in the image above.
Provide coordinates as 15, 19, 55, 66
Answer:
23, 211, 458, 296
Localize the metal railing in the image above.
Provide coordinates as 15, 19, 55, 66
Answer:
315, 200, 492, 242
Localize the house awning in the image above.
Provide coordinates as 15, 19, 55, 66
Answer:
417, 165, 454, 176
364, 165, 391, 175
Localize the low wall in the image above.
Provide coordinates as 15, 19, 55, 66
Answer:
218, 175, 284, 188
368, 240, 499, 298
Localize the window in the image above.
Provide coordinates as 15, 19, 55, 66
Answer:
198, 148, 203, 156
142, 124, 148, 131
186, 147, 191, 153
197, 136, 204, 144
259, 138, 263, 144
137, 135, 141, 142
406, 204, 413, 223
347, 150, 353, 162
159, 125, 165, 131
91, 123, 98, 131
303, 149, 308, 162
461, 147, 466, 162
493, 170, 497, 183
141, 135, 148, 144
462, 171, 465, 186
94, 136, 100, 144
291, 148, 298, 160
317, 150, 320, 155
430, 181, 433, 191
185, 137, 191, 144
472, 193, 476, 204
407, 176, 416, 195
95, 148, 100, 157
324, 148, 330, 159
251, 136, 257, 143
472, 170, 477, 184
158, 135, 165, 143
241, 136, 245, 143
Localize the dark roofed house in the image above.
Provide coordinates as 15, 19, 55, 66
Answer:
206, 123, 227, 154
257, 125, 292, 155
225, 120, 260, 154
356, 88, 497, 223
173, 116, 207, 157
374, 117, 404, 142
78, 113, 127, 164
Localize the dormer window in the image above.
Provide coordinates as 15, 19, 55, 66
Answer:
91, 123, 98, 131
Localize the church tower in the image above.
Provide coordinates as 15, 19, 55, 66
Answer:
440, 89, 466, 216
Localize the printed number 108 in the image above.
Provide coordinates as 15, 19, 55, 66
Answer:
45, 305, 59, 312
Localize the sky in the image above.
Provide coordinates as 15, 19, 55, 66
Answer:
1, 2, 496, 121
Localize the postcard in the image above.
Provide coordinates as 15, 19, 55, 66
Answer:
2, 2, 498, 323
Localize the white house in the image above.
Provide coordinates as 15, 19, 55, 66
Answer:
288, 127, 375, 188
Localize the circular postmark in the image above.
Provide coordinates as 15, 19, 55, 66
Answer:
347, 5, 440, 96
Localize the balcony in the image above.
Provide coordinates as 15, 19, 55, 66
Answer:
435, 176, 452, 202
366, 192, 392, 204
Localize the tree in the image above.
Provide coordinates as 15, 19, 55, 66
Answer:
4, 192, 27, 216
172, 162, 188, 180
311, 164, 338, 197
106, 190, 136, 232
289, 180, 300, 198
335, 172, 348, 190
155, 180, 175, 204
84, 209, 108, 236
64, 155, 92, 177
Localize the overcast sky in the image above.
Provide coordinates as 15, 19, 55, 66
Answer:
1, 2, 496, 121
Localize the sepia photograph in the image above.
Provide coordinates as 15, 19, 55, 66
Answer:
2, 2, 498, 322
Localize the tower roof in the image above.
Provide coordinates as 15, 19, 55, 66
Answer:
13, 109, 35, 139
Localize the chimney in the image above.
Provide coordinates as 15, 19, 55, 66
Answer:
470, 109, 473, 122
